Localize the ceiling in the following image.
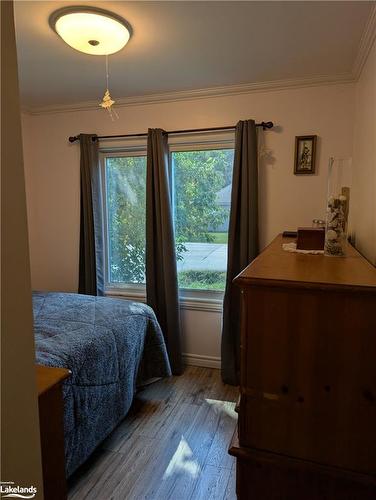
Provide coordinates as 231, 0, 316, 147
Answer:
15, 1, 374, 109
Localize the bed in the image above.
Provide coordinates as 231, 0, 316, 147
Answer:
33, 291, 171, 476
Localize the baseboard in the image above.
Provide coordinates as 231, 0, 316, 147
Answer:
183, 353, 221, 369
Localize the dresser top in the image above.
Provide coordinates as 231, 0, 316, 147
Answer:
235, 234, 376, 291
36, 364, 71, 396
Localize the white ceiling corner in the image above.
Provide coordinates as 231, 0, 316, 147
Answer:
15, 1, 375, 114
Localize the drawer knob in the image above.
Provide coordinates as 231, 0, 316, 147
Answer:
281, 385, 289, 394
297, 396, 304, 403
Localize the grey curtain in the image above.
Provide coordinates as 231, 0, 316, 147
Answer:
146, 128, 183, 375
221, 120, 259, 385
78, 134, 104, 296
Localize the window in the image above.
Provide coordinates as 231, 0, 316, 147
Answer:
102, 134, 234, 297
103, 153, 147, 285
172, 148, 234, 291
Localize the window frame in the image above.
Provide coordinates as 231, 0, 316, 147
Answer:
100, 131, 235, 309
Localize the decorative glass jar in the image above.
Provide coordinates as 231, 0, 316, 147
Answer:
324, 157, 352, 256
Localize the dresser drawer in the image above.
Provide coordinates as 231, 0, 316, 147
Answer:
237, 390, 376, 474
230, 429, 376, 500
238, 284, 376, 473
241, 286, 376, 394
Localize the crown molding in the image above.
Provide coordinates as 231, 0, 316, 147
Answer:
20, 4, 376, 116
352, 4, 376, 80
22, 73, 354, 116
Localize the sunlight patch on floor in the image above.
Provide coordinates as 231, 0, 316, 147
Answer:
205, 399, 237, 418
163, 436, 201, 479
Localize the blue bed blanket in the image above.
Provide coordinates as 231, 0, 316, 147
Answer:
33, 292, 171, 476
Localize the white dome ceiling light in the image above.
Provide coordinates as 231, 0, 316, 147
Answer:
49, 7, 132, 118
49, 7, 132, 55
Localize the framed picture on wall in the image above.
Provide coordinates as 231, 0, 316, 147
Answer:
294, 135, 317, 175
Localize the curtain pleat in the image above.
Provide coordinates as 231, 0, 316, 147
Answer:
78, 134, 104, 296
146, 128, 183, 375
221, 120, 259, 385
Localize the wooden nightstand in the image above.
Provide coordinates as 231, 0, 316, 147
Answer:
36, 365, 71, 500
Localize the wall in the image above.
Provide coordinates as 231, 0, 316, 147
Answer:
22, 82, 355, 364
1, 2, 44, 496
352, 38, 376, 265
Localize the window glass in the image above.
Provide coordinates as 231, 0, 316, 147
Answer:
105, 155, 147, 284
172, 149, 234, 291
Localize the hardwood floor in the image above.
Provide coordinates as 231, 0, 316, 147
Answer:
68, 366, 239, 500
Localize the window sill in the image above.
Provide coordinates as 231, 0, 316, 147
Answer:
105, 287, 223, 313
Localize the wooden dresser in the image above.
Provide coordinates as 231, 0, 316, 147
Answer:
229, 234, 376, 499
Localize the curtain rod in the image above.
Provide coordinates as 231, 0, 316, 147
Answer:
68, 121, 274, 143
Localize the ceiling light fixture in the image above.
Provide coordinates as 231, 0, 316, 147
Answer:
50, 7, 132, 119
49, 6, 132, 56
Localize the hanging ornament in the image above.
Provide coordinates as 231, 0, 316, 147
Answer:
100, 55, 119, 120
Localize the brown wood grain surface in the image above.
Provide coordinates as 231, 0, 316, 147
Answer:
233, 234, 376, 498
37, 364, 71, 500
36, 364, 71, 395
235, 234, 376, 291
68, 366, 239, 500
230, 428, 376, 500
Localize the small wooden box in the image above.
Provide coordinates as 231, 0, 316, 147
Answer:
296, 227, 325, 250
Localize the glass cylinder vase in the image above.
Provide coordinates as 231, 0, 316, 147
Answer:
324, 157, 352, 257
